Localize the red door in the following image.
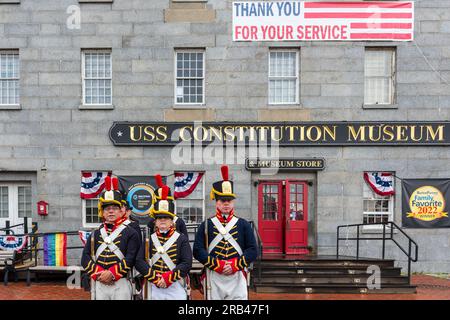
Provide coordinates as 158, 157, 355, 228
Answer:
258, 181, 283, 254
258, 180, 309, 255
285, 181, 308, 254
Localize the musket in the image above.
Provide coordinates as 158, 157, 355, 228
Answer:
204, 217, 211, 300
144, 229, 149, 300
90, 232, 96, 300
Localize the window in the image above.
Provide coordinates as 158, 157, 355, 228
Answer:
82, 50, 112, 105
175, 50, 205, 105
268, 49, 299, 104
0, 51, 20, 106
82, 198, 102, 227
0, 183, 32, 232
363, 178, 394, 227
175, 173, 205, 225
364, 48, 396, 105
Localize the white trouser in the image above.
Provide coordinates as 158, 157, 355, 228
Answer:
149, 281, 187, 300
209, 271, 248, 300
94, 278, 132, 300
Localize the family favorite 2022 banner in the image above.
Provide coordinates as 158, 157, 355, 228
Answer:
402, 179, 450, 228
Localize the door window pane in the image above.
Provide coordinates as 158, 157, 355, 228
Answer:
0, 186, 8, 218
18, 186, 31, 218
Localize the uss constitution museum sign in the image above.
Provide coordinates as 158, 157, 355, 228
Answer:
109, 121, 450, 146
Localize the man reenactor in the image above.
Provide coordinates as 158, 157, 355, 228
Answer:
193, 165, 258, 300
81, 176, 140, 300
135, 183, 192, 300
147, 174, 188, 239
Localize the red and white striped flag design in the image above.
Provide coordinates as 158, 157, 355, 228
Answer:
303, 1, 414, 40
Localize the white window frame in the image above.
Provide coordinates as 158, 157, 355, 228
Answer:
174, 172, 205, 226
268, 48, 300, 105
0, 50, 20, 107
0, 183, 32, 232
81, 49, 113, 107
82, 198, 102, 229
364, 47, 396, 106
362, 175, 394, 231
174, 49, 206, 107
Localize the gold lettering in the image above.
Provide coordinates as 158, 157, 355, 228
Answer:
410, 125, 423, 142
348, 125, 365, 141
224, 126, 236, 142
323, 126, 337, 141
286, 126, 297, 141
271, 127, 283, 142
193, 126, 207, 142
426, 125, 444, 141
209, 126, 223, 142
396, 125, 409, 142
368, 125, 382, 142
143, 126, 155, 142
258, 126, 270, 142
130, 126, 142, 142
306, 126, 322, 142
382, 125, 395, 141
155, 126, 167, 142
179, 126, 192, 142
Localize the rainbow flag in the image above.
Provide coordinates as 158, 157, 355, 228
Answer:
43, 233, 67, 266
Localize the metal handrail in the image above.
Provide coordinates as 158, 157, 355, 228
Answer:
336, 221, 418, 283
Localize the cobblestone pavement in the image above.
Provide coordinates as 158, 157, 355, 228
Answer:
0, 275, 448, 300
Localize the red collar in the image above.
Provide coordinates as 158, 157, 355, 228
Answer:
104, 215, 127, 232
216, 209, 234, 224
156, 227, 175, 238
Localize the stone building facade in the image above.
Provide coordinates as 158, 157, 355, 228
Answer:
0, 0, 449, 272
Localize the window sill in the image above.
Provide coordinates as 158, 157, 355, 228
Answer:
267, 103, 302, 108
173, 104, 206, 110
78, 0, 113, 3
79, 104, 114, 110
0, 104, 21, 110
363, 104, 398, 110
0, 0, 20, 4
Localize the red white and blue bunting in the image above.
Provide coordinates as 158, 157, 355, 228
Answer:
80, 171, 111, 199
78, 231, 92, 246
174, 172, 204, 199
0, 235, 28, 251
364, 172, 395, 196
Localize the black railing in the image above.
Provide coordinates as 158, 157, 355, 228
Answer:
336, 222, 419, 283
0, 217, 31, 235
249, 220, 263, 285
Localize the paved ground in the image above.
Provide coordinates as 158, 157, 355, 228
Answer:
0, 275, 449, 300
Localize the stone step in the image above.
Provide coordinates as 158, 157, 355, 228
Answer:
258, 259, 395, 268
256, 266, 402, 276
254, 283, 417, 294
253, 275, 409, 285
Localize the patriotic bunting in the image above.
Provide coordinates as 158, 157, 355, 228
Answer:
78, 231, 92, 246
174, 172, 204, 199
364, 172, 395, 196
0, 235, 28, 251
80, 171, 111, 199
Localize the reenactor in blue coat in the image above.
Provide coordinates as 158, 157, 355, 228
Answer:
81, 176, 140, 300
147, 174, 188, 239
193, 165, 258, 300
135, 183, 192, 300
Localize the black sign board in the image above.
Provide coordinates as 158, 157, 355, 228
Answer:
402, 179, 450, 228
245, 158, 325, 171
109, 121, 450, 146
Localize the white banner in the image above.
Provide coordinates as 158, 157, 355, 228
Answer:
232, 1, 414, 41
